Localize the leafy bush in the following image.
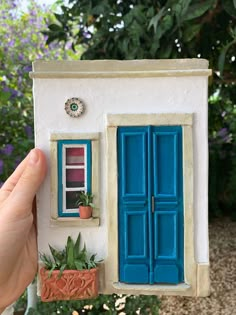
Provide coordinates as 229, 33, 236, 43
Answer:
208, 85, 236, 219
27, 294, 160, 314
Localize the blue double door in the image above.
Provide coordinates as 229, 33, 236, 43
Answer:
118, 126, 184, 284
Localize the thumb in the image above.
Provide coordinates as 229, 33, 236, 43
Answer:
8, 149, 47, 218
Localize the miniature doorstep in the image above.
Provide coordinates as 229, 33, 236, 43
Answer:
30, 59, 211, 298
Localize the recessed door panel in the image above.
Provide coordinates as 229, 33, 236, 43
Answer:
121, 131, 147, 197
125, 211, 148, 259
154, 211, 177, 260
153, 131, 178, 200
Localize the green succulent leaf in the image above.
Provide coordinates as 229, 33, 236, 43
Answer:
74, 233, 81, 259
58, 264, 67, 278
66, 236, 75, 269
74, 260, 84, 270
77, 191, 94, 206
48, 264, 57, 278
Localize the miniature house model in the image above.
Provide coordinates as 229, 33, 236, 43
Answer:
31, 59, 211, 297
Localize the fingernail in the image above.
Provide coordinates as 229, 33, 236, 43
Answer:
29, 149, 39, 165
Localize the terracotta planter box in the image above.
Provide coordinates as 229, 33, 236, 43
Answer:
40, 267, 99, 302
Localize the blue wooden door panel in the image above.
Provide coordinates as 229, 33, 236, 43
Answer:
118, 126, 184, 285
154, 211, 177, 260
153, 130, 178, 200
154, 265, 179, 284
124, 264, 149, 284
118, 127, 150, 283
121, 130, 147, 198
125, 211, 148, 259
152, 126, 183, 284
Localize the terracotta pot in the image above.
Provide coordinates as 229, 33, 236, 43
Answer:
40, 267, 98, 302
79, 206, 92, 219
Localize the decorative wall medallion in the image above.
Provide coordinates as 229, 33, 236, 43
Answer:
65, 98, 85, 117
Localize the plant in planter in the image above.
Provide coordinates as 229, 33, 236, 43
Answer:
39, 233, 100, 302
76, 191, 94, 219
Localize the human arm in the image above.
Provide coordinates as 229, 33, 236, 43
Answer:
0, 149, 46, 312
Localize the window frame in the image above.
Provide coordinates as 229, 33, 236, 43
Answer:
50, 133, 100, 226
58, 139, 91, 217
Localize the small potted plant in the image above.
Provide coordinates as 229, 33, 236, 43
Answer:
39, 233, 100, 302
76, 191, 94, 219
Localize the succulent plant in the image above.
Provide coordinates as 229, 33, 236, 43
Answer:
40, 233, 100, 278
76, 191, 94, 207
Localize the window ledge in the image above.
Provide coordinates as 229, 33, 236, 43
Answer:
50, 217, 100, 227
113, 282, 191, 293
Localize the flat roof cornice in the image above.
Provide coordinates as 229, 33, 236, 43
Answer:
29, 59, 212, 79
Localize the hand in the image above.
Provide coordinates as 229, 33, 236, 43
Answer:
0, 149, 46, 311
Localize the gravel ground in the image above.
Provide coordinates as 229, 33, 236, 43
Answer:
159, 218, 236, 315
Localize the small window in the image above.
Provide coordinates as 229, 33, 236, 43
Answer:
58, 140, 91, 217
50, 133, 100, 225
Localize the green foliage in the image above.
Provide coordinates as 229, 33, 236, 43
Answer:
208, 84, 236, 219
26, 293, 160, 314
76, 191, 94, 207
44, 0, 236, 67
40, 234, 100, 277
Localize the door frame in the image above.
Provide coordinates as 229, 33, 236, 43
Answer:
105, 113, 197, 296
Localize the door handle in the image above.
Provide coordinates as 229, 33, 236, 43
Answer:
152, 196, 155, 214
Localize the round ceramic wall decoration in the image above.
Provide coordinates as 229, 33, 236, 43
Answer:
65, 97, 85, 118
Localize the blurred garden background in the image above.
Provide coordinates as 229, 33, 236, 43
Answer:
0, 0, 235, 314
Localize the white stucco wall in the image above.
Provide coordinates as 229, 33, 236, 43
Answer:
32, 60, 210, 267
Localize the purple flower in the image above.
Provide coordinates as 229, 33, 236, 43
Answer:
8, 39, 15, 47
65, 41, 72, 50
3, 86, 10, 93
0, 160, 4, 175
23, 65, 32, 72
1, 144, 14, 156
18, 53, 24, 61
11, 89, 19, 98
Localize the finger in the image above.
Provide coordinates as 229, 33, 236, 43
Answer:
7, 149, 47, 218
